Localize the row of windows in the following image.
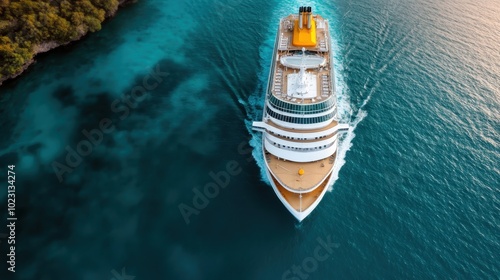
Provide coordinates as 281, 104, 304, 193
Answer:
270, 131, 332, 141
266, 107, 335, 124
268, 95, 335, 115
269, 140, 332, 152
272, 132, 308, 140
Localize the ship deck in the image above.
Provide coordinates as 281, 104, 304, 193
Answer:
271, 170, 332, 212
265, 150, 335, 191
271, 14, 333, 104
272, 66, 333, 104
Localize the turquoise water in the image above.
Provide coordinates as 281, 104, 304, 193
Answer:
0, 0, 499, 279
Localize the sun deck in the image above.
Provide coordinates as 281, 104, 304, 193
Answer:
271, 14, 332, 105
272, 67, 332, 104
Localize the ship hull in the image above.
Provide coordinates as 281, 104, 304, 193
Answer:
261, 140, 339, 221
252, 7, 348, 221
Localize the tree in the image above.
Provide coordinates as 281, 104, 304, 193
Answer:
0, 36, 32, 77
0, 0, 130, 81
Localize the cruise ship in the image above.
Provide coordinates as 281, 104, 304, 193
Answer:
252, 7, 348, 221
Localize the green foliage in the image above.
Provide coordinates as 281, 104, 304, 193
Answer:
0, 0, 126, 80
92, 0, 119, 16
84, 16, 102, 32
0, 35, 32, 77
70, 11, 85, 26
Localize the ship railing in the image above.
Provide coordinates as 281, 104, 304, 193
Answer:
266, 29, 281, 97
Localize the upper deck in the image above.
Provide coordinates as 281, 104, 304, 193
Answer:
269, 13, 333, 106
278, 14, 330, 52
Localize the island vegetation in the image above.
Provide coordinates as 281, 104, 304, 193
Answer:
0, 0, 132, 84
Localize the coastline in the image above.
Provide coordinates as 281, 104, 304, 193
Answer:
0, 0, 136, 87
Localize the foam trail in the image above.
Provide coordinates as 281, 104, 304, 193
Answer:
328, 109, 367, 191
323, 4, 361, 190
246, 120, 270, 185
328, 69, 379, 191
244, 4, 291, 184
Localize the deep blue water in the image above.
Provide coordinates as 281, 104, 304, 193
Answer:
0, 0, 499, 279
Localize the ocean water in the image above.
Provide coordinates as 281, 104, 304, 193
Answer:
0, 0, 499, 279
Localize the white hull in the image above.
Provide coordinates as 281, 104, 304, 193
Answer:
262, 141, 339, 221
